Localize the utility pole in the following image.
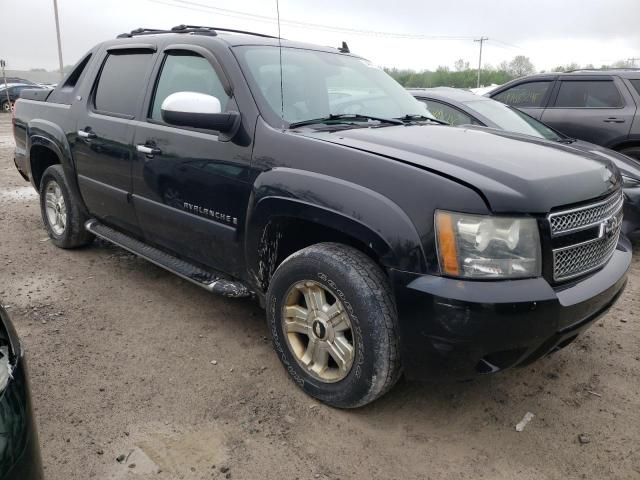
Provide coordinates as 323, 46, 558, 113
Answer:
628, 57, 640, 68
52, 0, 64, 79
474, 36, 488, 88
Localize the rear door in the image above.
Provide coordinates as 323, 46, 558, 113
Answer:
131, 46, 254, 276
540, 76, 636, 146
490, 77, 556, 119
71, 47, 156, 236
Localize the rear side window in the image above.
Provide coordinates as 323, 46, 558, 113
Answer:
493, 81, 552, 108
94, 51, 154, 116
554, 80, 622, 108
628, 79, 640, 97
62, 53, 92, 89
150, 52, 229, 122
418, 99, 478, 126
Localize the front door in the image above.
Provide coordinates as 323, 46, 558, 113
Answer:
131, 48, 254, 277
72, 48, 156, 236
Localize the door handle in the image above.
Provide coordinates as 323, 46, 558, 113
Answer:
136, 144, 162, 157
604, 117, 625, 123
77, 129, 96, 139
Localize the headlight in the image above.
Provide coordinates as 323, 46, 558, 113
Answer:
621, 174, 640, 188
435, 210, 541, 279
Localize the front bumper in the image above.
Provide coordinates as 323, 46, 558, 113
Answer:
391, 235, 632, 381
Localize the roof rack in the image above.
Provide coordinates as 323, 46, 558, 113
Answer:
564, 67, 640, 73
117, 24, 278, 39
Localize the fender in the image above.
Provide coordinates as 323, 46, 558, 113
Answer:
605, 132, 640, 151
608, 133, 640, 151
26, 119, 89, 214
245, 167, 427, 291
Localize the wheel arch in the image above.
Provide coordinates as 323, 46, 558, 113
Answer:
26, 120, 89, 214
29, 140, 63, 190
610, 138, 640, 153
245, 168, 426, 294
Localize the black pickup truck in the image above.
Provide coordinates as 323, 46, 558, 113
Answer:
12, 25, 631, 407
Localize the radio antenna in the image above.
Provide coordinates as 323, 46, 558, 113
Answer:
276, 0, 284, 126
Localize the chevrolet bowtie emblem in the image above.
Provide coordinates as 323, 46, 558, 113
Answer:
601, 215, 620, 239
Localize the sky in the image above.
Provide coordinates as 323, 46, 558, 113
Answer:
1, 0, 639, 73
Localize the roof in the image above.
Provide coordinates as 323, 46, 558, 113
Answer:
507, 69, 640, 80
560, 68, 640, 77
111, 25, 354, 55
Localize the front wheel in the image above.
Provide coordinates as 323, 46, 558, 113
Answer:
267, 243, 401, 408
1, 100, 11, 113
620, 146, 640, 162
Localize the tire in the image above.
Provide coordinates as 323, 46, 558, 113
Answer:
267, 242, 401, 408
1, 101, 10, 113
619, 146, 640, 162
39, 165, 94, 249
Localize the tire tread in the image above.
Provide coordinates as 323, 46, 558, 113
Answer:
276, 242, 402, 407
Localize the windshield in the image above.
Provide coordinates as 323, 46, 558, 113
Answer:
464, 99, 563, 141
235, 46, 429, 125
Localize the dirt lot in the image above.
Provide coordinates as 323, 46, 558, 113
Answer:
1, 113, 640, 480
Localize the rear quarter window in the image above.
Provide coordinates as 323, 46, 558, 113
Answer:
629, 79, 640, 97
553, 80, 623, 108
94, 51, 154, 117
62, 53, 92, 89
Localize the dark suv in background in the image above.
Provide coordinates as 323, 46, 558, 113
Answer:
488, 69, 640, 160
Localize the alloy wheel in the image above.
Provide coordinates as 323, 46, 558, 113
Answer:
282, 280, 355, 383
44, 180, 67, 236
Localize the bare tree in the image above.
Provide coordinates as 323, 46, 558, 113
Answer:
612, 59, 634, 68
454, 59, 470, 71
551, 62, 580, 72
508, 56, 536, 77
497, 61, 509, 72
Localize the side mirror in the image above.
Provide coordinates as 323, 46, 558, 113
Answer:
160, 92, 240, 135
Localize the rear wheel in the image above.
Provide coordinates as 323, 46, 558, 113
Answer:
619, 146, 640, 162
267, 243, 401, 408
39, 165, 94, 248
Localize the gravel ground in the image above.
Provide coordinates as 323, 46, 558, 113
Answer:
1, 113, 640, 480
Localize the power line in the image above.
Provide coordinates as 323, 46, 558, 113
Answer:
491, 38, 523, 50
145, 0, 479, 40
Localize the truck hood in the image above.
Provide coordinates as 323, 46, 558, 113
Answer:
299, 124, 620, 213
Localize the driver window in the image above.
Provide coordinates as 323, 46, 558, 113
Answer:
150, 52, 229, 122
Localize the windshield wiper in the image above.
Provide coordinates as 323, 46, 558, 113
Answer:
557, 137, 577, 144
397, 114, 449, 125
289, 113, 404, 129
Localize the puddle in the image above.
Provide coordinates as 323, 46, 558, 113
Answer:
0, 186, 37, 201
102, 426, 228, 479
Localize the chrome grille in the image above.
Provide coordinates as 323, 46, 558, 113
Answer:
548, 190, 623, 236
553, 221, 621, 281
550, 190, 623, 282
